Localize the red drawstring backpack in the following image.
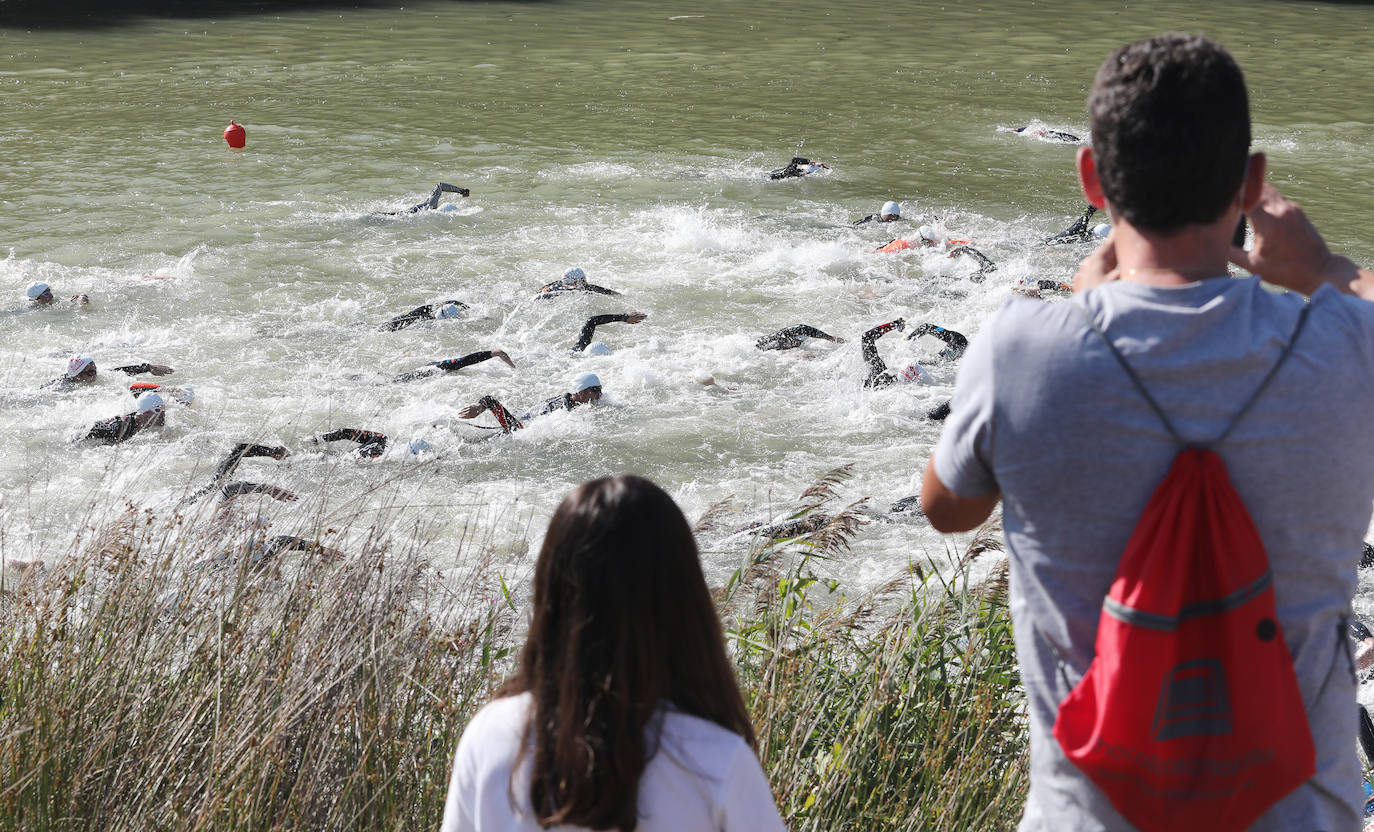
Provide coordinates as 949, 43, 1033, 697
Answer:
1053, 304, 1315, 832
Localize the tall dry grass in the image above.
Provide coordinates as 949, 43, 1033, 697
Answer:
0, 471, 1026, 831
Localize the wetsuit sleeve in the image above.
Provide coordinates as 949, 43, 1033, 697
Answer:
854, 214, 877, 225
86, 415, 138, 444
861, 322, 900, 388
933, 316, 999, 498
573, 314, 631, 351
112, 364, 155, 375
918, 325, 969, 359
218, 481, 278, 502
535, 282, 562, 299
383, 305, 434, 331
319, 428, 388, 457
540, 393, 574, 416
182, 443, 287, 506
585, 284, 621, 296
477, 396, 523, 433
434, 351, 495, 372
949, 246, 996, 279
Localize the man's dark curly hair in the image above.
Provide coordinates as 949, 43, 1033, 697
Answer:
1089, 34, 1250, 233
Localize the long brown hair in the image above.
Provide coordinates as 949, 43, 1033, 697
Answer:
499, 474, 755, 831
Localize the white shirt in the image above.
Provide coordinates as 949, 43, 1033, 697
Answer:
441, 693, 787, 832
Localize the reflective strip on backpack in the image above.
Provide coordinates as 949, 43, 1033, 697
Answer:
1102, 570, 1272, 632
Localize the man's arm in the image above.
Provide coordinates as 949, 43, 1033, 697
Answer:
112, 363, 174, 376
920, 452, 1000, 533
1229, 183, 1374, 300
861, 319, 903, 388
457, 396, 522, 433
572, 313, 646, 351
584, 284, 622, 297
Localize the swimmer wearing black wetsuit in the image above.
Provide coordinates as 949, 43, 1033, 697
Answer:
315, 428, 388, 458
907, 323, 967, 361
862, 319, 906, 388
948, 246, 997, 281
756, 324, 846, 351
393, 349, 515, 382
1012, 125, 1081, 143
459, 373, 604, 434
1043, 205, 1100, 246
45, 359, 174, 391
381, 182, 470, 215
768, 157, 829, 180
382, 300, 469, 331
536, 269, 621, 299
85, 405, 165, 444
572, 312, 647, 352
927, 400, 952, 421
179, 443, 294, 507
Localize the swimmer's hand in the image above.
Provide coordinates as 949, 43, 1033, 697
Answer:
626, 312, 648, 324
1231, 183, 1374, 300
826, 335, 846, 344
147, 364, 174, 376
268, 487, 298, 502
1072, 228, 1119, 294
491, 349, 516, 369
457, 404, 485, 419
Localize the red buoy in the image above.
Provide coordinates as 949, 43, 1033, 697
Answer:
224, 121, 246, 149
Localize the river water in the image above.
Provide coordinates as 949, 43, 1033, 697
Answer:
4, 0, 1374, 595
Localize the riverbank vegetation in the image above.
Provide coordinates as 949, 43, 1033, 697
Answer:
0, 472, 1026, 830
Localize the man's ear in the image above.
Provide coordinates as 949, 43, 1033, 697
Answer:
1240, 152, 1267, 212
1076, 146, 1107, 209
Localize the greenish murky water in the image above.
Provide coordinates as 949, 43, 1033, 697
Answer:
3, 0, 1373, 593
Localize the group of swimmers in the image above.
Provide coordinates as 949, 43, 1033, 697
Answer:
17, 145, 1119, 540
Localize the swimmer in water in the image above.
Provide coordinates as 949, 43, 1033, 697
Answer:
768, 156, 829, 180
907, 323, 968, 361
179, 442, 294, 507
381, 182, 470, 215
755, 324, 846, 351
313, 428, 389, 459
861, 319, 909, 388
44, 354, 175, 391
536, 267, 622, 299
927, 400, 952, 422
1042, 205, 1108, 246
26, 282, 88, 307
571, 312, 648, 352
854, 201, 904, 225
1003, 125, 1082, 144
84, 392, 166, 444
381, 300, 469, 331
457, 372, 604, 434
948, 245, 997, 280
393, 348, 516, 382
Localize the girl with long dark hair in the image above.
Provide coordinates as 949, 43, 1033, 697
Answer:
441, 474, 785, 831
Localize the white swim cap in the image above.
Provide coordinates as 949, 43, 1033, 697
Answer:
917, 225, 939, 243
136, 392, 165, 414
1092, 223, 1111, 238
66, 355, 95, 378
563, 267, 586, 284
26, 282, 50, 300
881, 201, 901, 217
408, 438, 433, 455
437, 302, 464, 320
585, 341, 612, 356
572, 371, 601, 392
899, 363, 930, 384
438, 202, 460, 212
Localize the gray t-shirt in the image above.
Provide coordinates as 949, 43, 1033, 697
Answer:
935, 276, 1374, 831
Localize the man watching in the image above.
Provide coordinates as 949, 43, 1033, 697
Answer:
923, 34, 1374, 830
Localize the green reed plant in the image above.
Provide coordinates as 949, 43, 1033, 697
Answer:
0, 469, 1027, 831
